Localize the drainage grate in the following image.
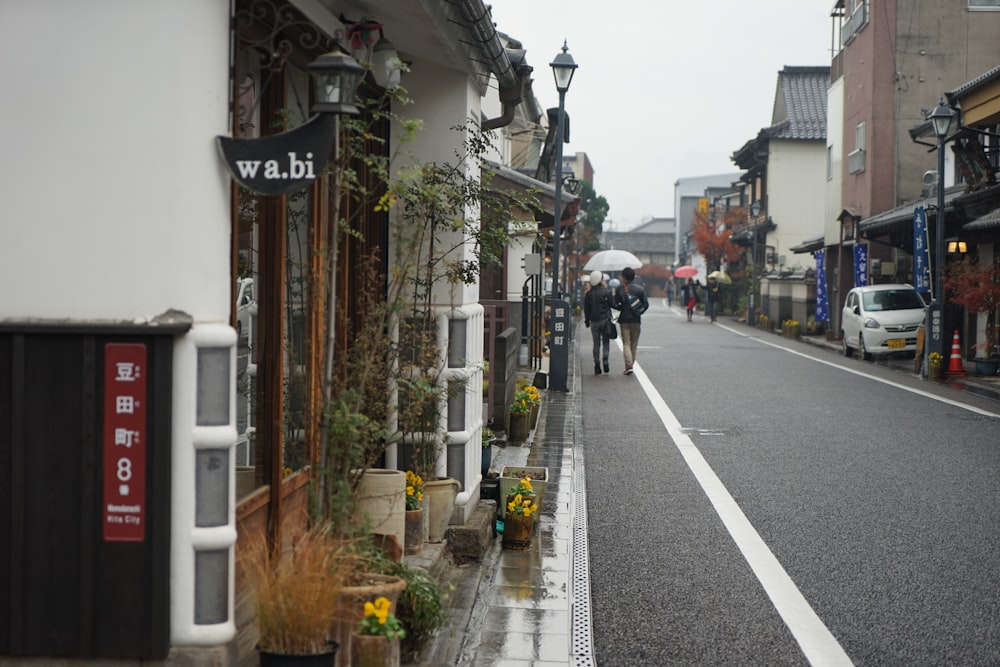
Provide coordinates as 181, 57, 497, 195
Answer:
571, 425, 596, 666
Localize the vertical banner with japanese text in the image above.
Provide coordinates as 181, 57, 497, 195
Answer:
913, 207, 932, 295
103, 343, 148, 542
854, 244, 869, 287
814, 249, 829, 323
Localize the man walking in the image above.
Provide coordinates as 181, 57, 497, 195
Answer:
583, 270, 613, 374
613, 266, 649, 375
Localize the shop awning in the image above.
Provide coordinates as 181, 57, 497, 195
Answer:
789, 234, 825, 254
483, 160, 581, 229
859, 188, 965, 237
963, 206, 1000, 233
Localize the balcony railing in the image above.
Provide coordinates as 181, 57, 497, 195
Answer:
842, 0, 868, 46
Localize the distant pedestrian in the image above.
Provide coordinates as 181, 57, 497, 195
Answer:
681, 277, 698, 321
583, 270, 613, 375
613, 266, 649, 375
704, 276, 721, 322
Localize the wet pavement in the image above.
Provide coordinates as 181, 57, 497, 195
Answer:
420, 319, 1000, 667
418, 347, 588, 667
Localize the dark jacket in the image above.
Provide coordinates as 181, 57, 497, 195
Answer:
614, 281, 648, 323
705, 280, 721, 303
584, 284, 613, 327
681, 282, 699, 304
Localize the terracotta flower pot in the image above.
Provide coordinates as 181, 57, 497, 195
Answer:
424, 477, 460, 543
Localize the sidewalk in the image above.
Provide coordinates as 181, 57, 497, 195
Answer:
796, 331, 1000, 401
421, 345, 589, 667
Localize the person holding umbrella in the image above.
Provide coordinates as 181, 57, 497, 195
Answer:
681, 277, 699, 321
613, 266, 649, 375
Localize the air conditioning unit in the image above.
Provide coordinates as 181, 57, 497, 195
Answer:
881, 261, 896, 276
922, 170, 938, 197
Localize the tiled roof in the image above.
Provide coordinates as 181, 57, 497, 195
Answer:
765, 66, 829, 141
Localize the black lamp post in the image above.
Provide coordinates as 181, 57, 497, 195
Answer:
549, 41, 577, 299
927, 98, 955, 304
923, 97, 956, 367
747, 200, 761, 325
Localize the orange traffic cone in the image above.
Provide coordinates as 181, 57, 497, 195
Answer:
946, 329, 967, 376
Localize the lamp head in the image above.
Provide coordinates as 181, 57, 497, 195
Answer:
371, 34, 401, 90
750, 200, 761, 218
308, 46, 364, 116
927, 97, 955, 140
550, 41, 577, 93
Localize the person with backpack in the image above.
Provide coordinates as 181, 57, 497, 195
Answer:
613, 266, 649, 375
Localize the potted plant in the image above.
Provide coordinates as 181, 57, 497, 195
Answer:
507, 390, 532, 441
501, 479, 539, 551
943, 256, 1000, 375
498, 468, 548, 520
403, 470, 424, 555
522, 384, 541, 429
928, 351, 945, 380
481, 426, 496, 476
242, 523, 357, 665
351, 596, 406, 667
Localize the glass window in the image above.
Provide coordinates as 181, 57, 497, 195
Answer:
969, 0, 1000, 8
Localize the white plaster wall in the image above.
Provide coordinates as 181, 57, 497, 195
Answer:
766, 140, 827, 270
825, 77, 845, 244
395, 62, 484, 308
0, 1, 232, 325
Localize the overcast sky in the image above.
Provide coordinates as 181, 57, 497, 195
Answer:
487, 1, 836, 230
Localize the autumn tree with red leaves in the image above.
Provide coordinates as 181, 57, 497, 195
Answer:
691, 207, 741, 272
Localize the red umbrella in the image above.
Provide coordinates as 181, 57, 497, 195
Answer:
674, 265, 698, 279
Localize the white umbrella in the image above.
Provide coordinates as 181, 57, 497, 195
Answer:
582, 249, 643, 272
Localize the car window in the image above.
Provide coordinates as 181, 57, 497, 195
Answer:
884, 290, 923, 310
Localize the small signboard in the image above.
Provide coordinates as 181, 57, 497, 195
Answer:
216, 114, 338, 196
549, 299, 571, 392
103, 343, 148, 542
926, 303, 945, 361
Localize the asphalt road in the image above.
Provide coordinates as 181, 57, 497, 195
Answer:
580, 298, 1000, 666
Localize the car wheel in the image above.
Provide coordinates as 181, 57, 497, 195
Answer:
859, 333, 872, 361
841, 331, 853, 357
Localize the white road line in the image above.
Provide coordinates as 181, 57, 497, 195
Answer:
629, 360, 854, 666
716, 323, 1000, 419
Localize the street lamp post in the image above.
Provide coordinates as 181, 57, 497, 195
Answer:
546, 42, 577, 393
928, 98, 955, 305
926, 98, 955, 363
550, 41, 577, 299
747, 200, 761, 325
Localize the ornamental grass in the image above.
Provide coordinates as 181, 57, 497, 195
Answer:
243, 523, 358, 656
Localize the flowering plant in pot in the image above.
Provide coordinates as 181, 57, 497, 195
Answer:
352, 595, 406, 667
404, 470, 424, 511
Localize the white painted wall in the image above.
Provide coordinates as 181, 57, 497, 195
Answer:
2, 1, 237, 651
0, 1, 233, 325
766, 140, 827, 270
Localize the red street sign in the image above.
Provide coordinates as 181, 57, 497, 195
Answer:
103, 343, 148, 542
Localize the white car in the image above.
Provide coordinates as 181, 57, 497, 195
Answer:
236, 277, 256, 340
841, 284, 926, 359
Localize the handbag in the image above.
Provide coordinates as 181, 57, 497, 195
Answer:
604, 318, 618, 340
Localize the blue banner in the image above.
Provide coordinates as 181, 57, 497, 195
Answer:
854, 244, 869, 287
814, 249, 829, 322
913, 207, 932, 295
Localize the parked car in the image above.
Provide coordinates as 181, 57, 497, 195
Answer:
236, 277, 256, 340
841, 284, 927, 360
